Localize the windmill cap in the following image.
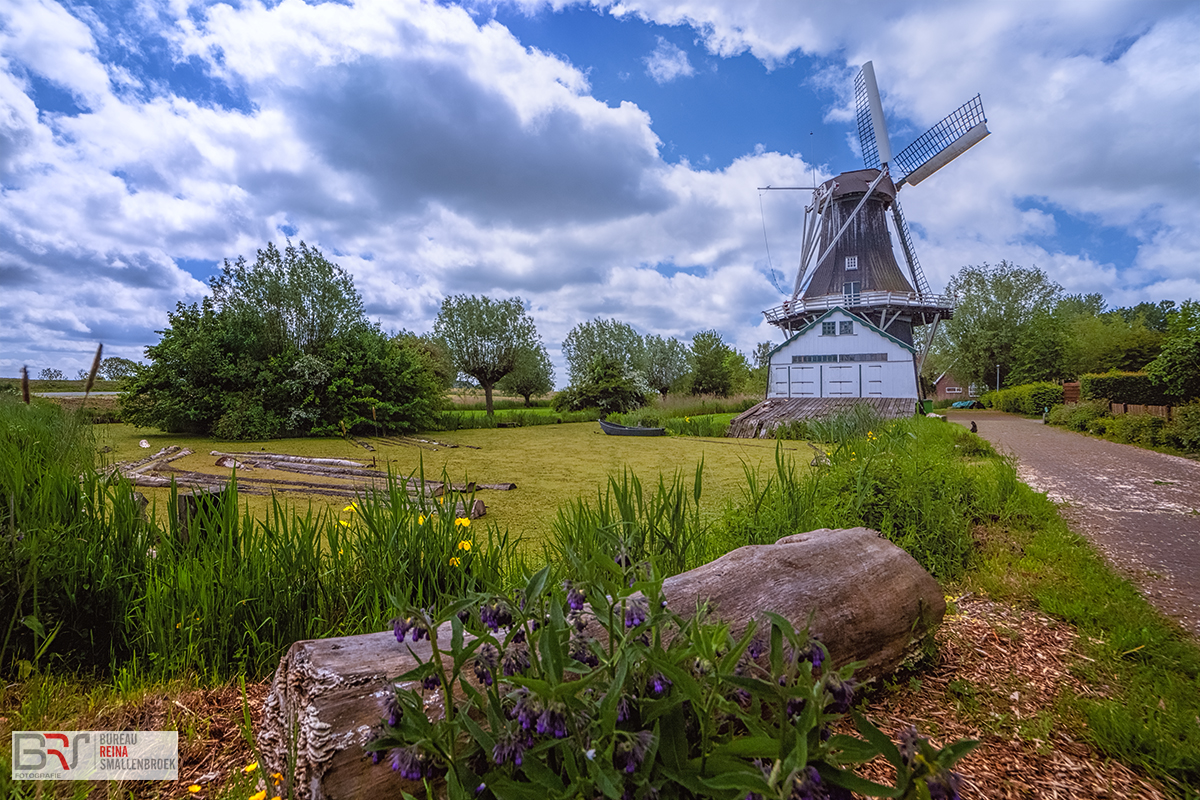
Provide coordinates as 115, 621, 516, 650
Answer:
823, 168, 896, 203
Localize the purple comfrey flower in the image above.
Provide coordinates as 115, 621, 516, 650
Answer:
898, 726, 921, 766
370, 749, 382, 765
614, 549, 632, 568
800, 637, 824, 670
480, 600, 512, 632
392, 615, 416, 644
502, 642, 530, 676
511, 688, 541, 731
616, 695, 632, 722
511, 626, 527, 644
786, 696, 807, 719
422, 672, 442, 691
825, 675, 856, 714
536, 703, 569, 739
925, 771, 963, 800
382, 693, 402, 727
569, 610, 587, 632
570, 634, 599, 667
747, 635, 767, 661
789, 767, 822, 800
475, 783, 486, 794
458, 608, 472, 625
625, 597, 649, 629
646, 672, 672, 698
474, 643, 499, 687
613, 730, 654, 774
390, 746, 436, 782
564, 581, 586, 612
492, 732, 526, 767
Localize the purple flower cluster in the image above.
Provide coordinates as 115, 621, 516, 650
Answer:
624, 597, 648, 629
536, 703, 569, 739
382, 693, 402, 727
786, 696, 807, 719
824, 675, 856, 713
800, 638, 825, 670
612, 730, 654, 774
925, 772, 963, 800
615, 695, 632, 722
392, 613, 428, 644
474, 643, 499, 686
502, 642, 530, 676
480, 600, 513, 632
389, 746, 439, 781
789, 767, 822, 800
646, 672, 672, 698
492, 731, 531, 767
570, 634, 599, 667
746, 636, 766, 661
564, 581, 586, 612
422, 672, 442, 691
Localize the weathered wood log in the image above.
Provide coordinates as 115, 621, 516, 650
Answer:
257, 528, 944, 799
210, 450, 366, 467
477, 482, 517, 491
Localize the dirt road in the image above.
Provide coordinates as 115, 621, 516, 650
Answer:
945, 410, 1200, 638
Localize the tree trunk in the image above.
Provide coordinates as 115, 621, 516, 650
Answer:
257, 527, 944, 800
482, 380, 494, 415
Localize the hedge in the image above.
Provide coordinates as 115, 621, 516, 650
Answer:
1080, 371, 1175, 405
982, 382, 1063, 414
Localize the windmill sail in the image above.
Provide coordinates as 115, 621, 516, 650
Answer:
890, 199, 931, 298
854, 68, 883, 169
893, 95, 988, 186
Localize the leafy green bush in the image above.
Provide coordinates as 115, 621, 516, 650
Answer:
1164, 401, 1200, 452
1046, 400, 1110, 432
982, 382, 1063, 414
1103, 414, 1167, 447
552, 356, 648, 415
1080, 371, 1174, 405
369, 564, 976, 800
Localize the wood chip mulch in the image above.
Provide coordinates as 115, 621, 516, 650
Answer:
850, 594, 1175, 799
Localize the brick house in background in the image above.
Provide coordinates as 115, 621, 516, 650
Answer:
932, 370, 979, 402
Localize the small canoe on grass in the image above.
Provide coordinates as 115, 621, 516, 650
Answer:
599, 419, 666, 437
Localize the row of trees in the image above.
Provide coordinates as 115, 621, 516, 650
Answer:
122, 241, 766, 437
935, 262, 1198, 399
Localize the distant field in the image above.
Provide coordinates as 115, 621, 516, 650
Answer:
97, 421, 798, 547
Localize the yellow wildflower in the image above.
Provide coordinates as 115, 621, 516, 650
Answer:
271, 772, 284, 784
457, 540, 471, 551
187, 786, 202, 794
249, 791, 267, 800
454, 517, 471, 528
242, 762, 259, 774
338, 519, 349, 527
417, 514, 426, 525
342, 503, 359, 513
449, 557, 461, 567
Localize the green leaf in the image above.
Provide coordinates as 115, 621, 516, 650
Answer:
592, 763, 621, 799
658, 705, 689, 771
21, 615, 45, 638
711, 736, 780, 760
541, 598, 565, 684
853, 712, 904, 770
813, 762, 902, 797
458, 709, 495, 752
821, 733, 879, 764
451, 614, 465, 654
519, 752, 566, 792
937, 738, 982, 767
524, 565, 551, 605
697, 768, 771, 793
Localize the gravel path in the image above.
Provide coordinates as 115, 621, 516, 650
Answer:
946, 409, 1200, 638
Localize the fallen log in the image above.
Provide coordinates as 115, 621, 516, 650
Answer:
257, 527, 943, 799
210, 451, 366, 468
477, 482, 517, 491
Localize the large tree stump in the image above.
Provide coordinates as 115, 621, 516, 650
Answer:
257, 527, 944, 799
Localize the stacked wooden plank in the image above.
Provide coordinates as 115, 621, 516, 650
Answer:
727, 397, 917, 439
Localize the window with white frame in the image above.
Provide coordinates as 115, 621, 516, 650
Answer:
844, 255, 858, 271
839, 320, 854, 335
946, 386, 963, 394
821, 321, 836, 335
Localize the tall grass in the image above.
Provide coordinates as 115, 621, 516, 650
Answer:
432, 408, 599, 431
1, 396, 515, 680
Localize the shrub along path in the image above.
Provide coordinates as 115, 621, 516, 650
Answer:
947, 409, 1200, 638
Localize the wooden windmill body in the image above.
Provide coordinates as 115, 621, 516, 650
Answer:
759, 62, 989, 408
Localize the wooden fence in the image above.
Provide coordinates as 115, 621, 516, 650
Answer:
1110, 403, 1174, 420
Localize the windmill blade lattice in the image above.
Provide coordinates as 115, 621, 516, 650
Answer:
893, 95, 988, 184
890, 199, 932, 298
854, 69, 882, 169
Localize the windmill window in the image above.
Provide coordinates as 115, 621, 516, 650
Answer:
844, 256, 858, 271
839, 320, 854, 335
843, 281, 861, 304
821, 321, 836, 336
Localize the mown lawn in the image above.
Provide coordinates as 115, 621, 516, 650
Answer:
96, 421, 796, 545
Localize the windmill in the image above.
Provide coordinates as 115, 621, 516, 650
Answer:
761, 61, 989, 391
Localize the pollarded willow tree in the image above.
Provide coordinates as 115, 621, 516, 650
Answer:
562, 318, 646, 386
642, 334, 690, 398
434, 295, 541, 415
496, 342, 555, 407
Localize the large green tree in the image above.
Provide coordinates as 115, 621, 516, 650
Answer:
122, 242, 442, 438
434, 295, 540, 415
561, 318, 646, 386
496, 343, 555, 406
942, 262, 1063, 389
1146, 299, 1200, 400
689, 330, 735, 396
642, 334, 690, 398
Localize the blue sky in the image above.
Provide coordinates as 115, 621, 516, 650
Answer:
1, 0, 1197, 381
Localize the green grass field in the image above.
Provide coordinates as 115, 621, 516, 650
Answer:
96, 421, 795, 545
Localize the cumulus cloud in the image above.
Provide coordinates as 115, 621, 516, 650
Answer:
644, 37, 694, 84
0, 0, 1196, 381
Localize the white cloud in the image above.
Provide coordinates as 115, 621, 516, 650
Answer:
644, 36, 694, 84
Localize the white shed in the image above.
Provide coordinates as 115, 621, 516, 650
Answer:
766, 307, 917, 400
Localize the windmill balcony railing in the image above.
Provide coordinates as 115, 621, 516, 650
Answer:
762, 291, 957, 323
